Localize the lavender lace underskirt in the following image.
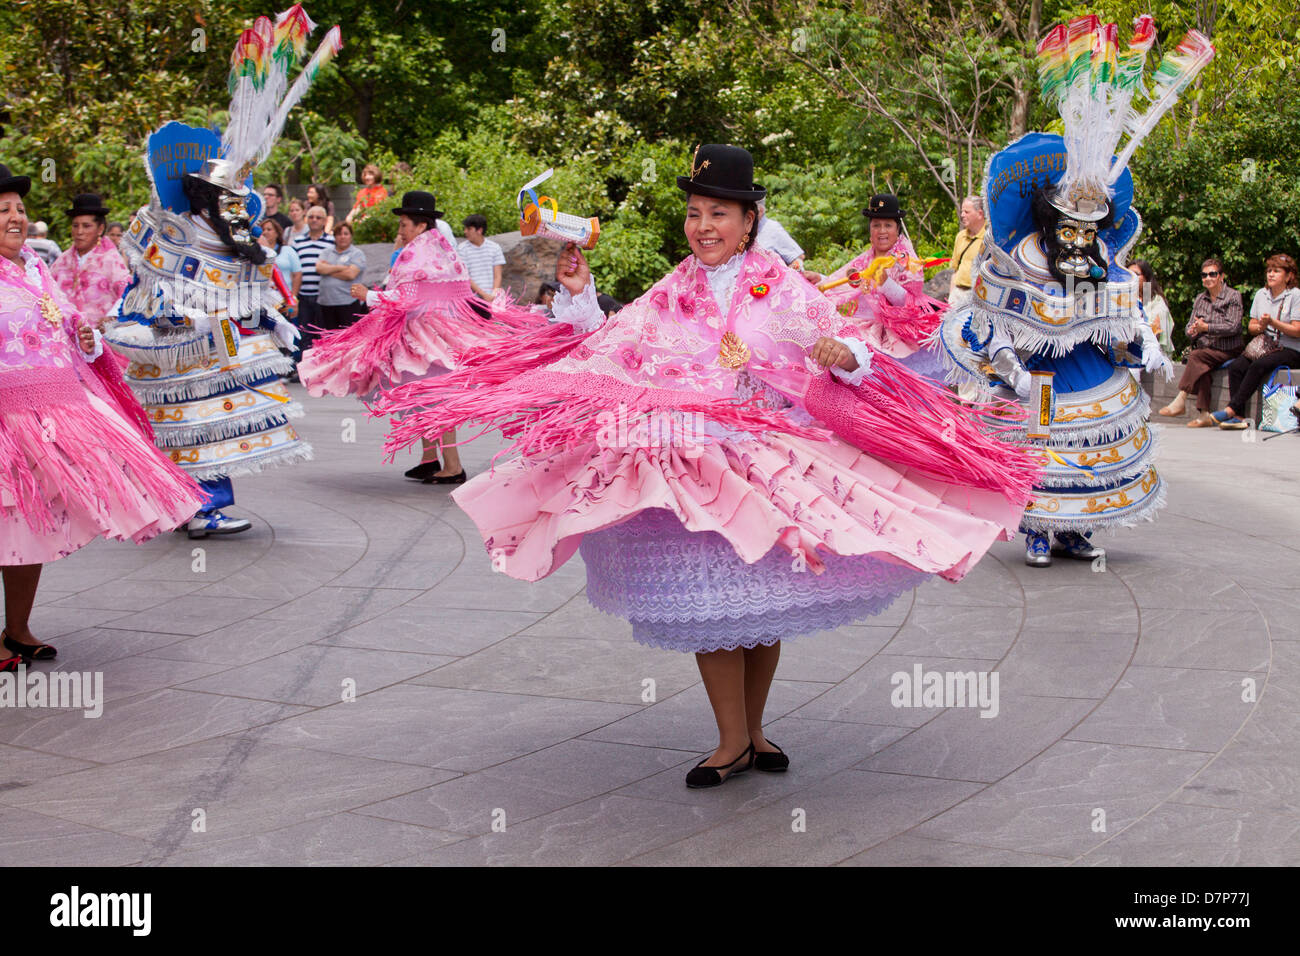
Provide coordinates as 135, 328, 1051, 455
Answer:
579, 509, 926, 653
898, 343, 946, 382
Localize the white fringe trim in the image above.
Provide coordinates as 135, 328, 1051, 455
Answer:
152, 402, 306, 448
130, 354, 295, 404
183, 441, 315, 482
989, 311, 1140, 358
1020, 478, 1167, 534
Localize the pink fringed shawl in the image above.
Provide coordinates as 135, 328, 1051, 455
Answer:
49, 237, 131, 325
0, 251, 193, 533
0, 251, 152, 436
377, 246, 1040, 503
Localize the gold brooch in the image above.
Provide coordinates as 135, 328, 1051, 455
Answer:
38, 293, 63, 330
689, 145, 711, 181
718, 331, 750, 369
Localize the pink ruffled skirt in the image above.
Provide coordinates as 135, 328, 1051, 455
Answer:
0, 393, 202, 565
454, 430, 1022, 653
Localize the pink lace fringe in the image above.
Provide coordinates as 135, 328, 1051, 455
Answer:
376, 369, 830, 464
0, 403, 201, 534
862, 288, 947, 350
755, 354, 1040, 504
301, 290, 544, 398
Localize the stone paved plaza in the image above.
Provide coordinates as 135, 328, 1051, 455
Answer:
1, 387, 1297, 866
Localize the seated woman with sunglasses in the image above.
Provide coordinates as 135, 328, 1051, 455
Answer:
1158, 259, 1245, 426
1208, 254, 1300, 429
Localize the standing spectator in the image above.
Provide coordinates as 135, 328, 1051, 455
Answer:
345, 165, 389, 224
458, 213, 505, 299
260, 183, 293, 233
1211, 254, 1300, 429
947, 196, 986, 311
293, 205, 334, 356
259, 217, 300, 320
306, 184, 334, 231
1158, 258, 1244, 426
316, 222, 367, 329
754, 198, 804, 270
49, 193, 130, 326
106, 222, 125, 247
24, 221, 61, 266
1132, 259, 1173, 357
286, 197, 309, 243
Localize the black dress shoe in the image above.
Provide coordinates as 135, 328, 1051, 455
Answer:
753, 740, 789, 773
3, 631, 56, 662
685, 743, 755, 789
427, 470, 468, 485
404, 460, 441, 481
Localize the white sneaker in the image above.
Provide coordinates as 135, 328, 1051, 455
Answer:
187, 511, 252, 539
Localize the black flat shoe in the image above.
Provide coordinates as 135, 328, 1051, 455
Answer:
427, 470, 467, 485
3, 631, 56, 662
754, 740, 789, 773
685, 743, 754, 789
404, 460, 441, 481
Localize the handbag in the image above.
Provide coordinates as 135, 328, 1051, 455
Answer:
1260, 367, 1299, 432
1243, 331, 1281, 361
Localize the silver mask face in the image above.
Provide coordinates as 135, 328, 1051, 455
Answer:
217, 193, 254, 244
1053, 216, 1098, 279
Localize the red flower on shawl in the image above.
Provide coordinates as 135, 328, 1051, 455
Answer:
20, 329, 44, 352
571, 343, 593, 360
658, 362, 686, 379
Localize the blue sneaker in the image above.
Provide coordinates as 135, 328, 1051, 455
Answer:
187, 510, 252, 540
1024, 531, 1052, 567
1052, 531, 1105, 560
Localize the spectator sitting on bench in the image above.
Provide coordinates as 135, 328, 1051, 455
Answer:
1158, 257, 1244, 427
1210, 253, 1300, 429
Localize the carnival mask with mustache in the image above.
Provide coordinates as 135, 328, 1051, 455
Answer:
1031, 186, 1110, 287
182, 175, 268, 265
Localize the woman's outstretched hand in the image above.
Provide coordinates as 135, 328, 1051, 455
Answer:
77, 322, 96, 355
556, 242, 590, 296
810, 336, 858, 372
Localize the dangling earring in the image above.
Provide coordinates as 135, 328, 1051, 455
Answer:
737, 232, 750, 254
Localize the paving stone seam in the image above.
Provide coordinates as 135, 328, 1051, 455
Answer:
1063, 573, 1270, 863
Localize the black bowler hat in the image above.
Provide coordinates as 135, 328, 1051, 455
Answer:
0, 164, 31, 197
68, 193, 111, 219
676, 145, 766, 203
862, 193, 905, 220
392, 191, 444, 220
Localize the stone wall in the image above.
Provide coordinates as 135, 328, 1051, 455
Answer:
1141, 364, 1264, 421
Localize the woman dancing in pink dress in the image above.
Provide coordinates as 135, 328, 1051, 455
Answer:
376, 147, 1040, 787
0, 166, 202, 671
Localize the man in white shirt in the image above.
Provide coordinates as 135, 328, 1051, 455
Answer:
754, 199, 804, 270
458, 213, 505, 298
25, 222, 62, 266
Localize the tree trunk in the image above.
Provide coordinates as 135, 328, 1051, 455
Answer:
356, 79, 375, 141
1007, 0, 1043, 139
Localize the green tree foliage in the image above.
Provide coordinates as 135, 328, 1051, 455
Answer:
0, 0, 250, 239
3, 0, 1296, 303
